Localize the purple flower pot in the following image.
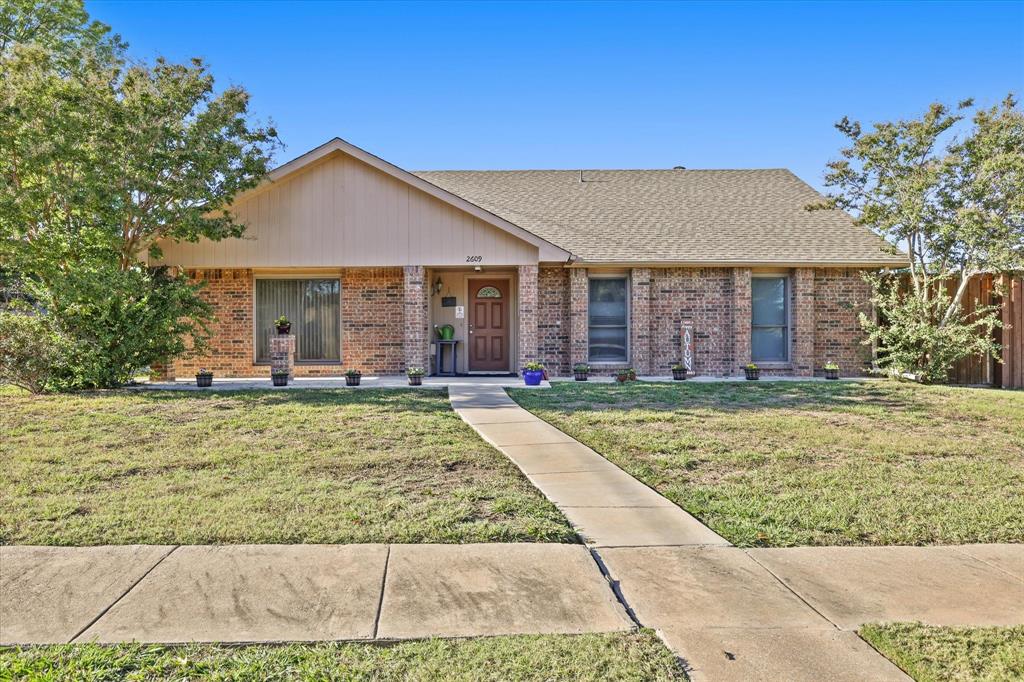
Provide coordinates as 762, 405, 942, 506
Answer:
523, 369, 544, 386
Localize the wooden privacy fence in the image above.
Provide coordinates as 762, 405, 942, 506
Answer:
947, 273, 1023, 389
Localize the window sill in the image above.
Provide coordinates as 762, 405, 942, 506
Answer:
751, 362, 792, 369
254, 360, 343, 366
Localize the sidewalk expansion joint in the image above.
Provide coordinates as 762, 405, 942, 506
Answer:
950, 546, 1024, 583
587, 548, 643, 630
743, 549, 843, 631
370, 545, 392, 639
69, 545, 179, 643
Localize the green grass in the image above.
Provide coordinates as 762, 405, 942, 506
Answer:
860, 623, 1024, 681
508, 381, 1024, 547
0, 631, 686, 681
0, 388, 575, 545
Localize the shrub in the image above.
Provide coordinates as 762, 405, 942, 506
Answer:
0, 311, 68, 393
33, 265, 212, 390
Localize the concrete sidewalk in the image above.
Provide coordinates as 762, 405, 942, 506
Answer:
0, 543, 632, 645
449, 383, 728, 549
450, 384, 1024, 682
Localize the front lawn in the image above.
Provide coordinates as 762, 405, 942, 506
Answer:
508, 381, 1024, 547
860, 623, 1024, 681
0, 631, 686, 681
0, 388, 575, 545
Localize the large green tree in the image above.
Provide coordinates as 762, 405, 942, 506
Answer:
815, 97, 1024, 382
0, 0, 279, 389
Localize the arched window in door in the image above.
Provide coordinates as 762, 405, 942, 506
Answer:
476, 286, 502, 298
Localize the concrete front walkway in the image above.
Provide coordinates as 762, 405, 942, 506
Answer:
448, 383, 728, 548
0, 543, 632, 645
450, 384, 1024, 682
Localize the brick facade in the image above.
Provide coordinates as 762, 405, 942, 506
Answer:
814, 268, 873, 376
158, 264, 874, 380
650, 268, 737, 376
792, 267, 816, 376
537, 267, 570, 375
630, 268, 653, 374
164, 267, 405, 378
516, 265, 539, 371
568, 268, 589, 367
403, 266, 430, 373
732, 268, 752, 374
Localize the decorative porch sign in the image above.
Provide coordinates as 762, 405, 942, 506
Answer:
681, 320, 694, 374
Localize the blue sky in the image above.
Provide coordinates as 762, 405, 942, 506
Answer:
88, 1, 1022, 191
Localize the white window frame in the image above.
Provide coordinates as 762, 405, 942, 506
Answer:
587, 273, 630, 364
750, 274, 791, 364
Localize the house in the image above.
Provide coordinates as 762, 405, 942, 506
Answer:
154, 137, 908, 379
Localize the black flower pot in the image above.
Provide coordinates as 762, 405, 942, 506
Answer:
195, 374, 213, 388
672, 368, 687, 381
408, 375, 422, 386
272, 374, 288, 387
276, 323, 291, 335
744, 367, 760, 381
825, 368, 840, 380
346, 375, 361, 386
574, 371, 589, 382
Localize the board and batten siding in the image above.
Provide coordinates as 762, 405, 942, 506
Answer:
156, 152, 540, 268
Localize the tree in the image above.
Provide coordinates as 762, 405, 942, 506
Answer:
0, 0, 279, 387
814, 97, 1024, 381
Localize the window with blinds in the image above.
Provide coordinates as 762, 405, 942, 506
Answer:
588, 277, 628, 362
255, 279, 341, 363
751, 276, 789, 362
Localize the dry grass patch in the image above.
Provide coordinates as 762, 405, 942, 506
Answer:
0, 388, 575, 545
509, 381, 1024, 547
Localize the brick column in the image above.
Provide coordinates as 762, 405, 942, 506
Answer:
569, 268, 589, 366
517, 264, 539, 372
630, 268, 652, 374
792, 267, 816, 376
732, 268, 752, 374
270, 334, 295, 379
403, 266, 429, 372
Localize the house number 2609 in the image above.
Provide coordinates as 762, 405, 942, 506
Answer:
465, 255, 483, 263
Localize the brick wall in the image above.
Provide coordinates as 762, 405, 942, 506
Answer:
814, 268, 873, 376
650, 268, 737, 376
167, 267, 405, 378
517, 265, 539, 371
569, 268, 589, 367
344, 267, 405, 374
402, 266, 430, 373
792, 267, 816, 376
630, 268, 653, 374
537, 266, 570, 375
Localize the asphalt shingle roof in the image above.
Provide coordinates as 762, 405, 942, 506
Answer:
413, 168, 906, 266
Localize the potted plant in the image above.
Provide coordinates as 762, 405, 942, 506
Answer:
744, 363, 760, 381
345, 369, 362, 387
195, 369, 213, 388
671, 363, 687, 381
573, 363, 591, 381
523, 361, 545, 386
271, 368, 289, 387
628, 368, 637, 381
275, 315, 291, 335
615, 368, 632, 383
407, 367, 425, 386
823, 361, 840, 380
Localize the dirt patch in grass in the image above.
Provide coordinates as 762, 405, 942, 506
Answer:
0, 388, 575, 545
508, 381, 1024, 547
860, 622, 1024, 681
0, 631, 686, 681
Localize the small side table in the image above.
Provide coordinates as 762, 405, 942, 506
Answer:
435, 340, 459, 377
